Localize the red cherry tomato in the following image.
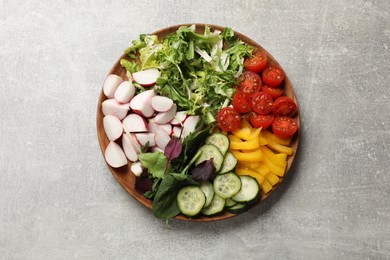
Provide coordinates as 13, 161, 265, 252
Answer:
272, 96, 297, 117
238, 71, 262, 94
249, 113, 274, 129
261, 85, 284, 99
217, 107, 241, 132
262, 64, 285, 88
232, 91, 252, 113
251, 92, 273, 115
244, 49, 268, 73
272, 116, 298, 139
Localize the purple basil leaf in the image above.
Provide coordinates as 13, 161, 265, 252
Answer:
164, 137, 183, 161
135, 174, 154, 194
191, 159, 216, 181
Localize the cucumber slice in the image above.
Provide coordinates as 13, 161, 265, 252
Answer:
231, 175, 260, 204
219, 152, 238, 174
225, 198, 238, 208
195, 144, 224, 172
200, 181, 214, 208
205, 133, 230, 155
226, 203, 248, 214
213, 172, 241, 199
201, 194, 226, 216
177, 186, 206, 217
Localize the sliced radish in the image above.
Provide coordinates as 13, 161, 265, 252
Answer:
114, 81, 136, 103
122, 114, 148, 132
172, 126, 182, 138
155, 104, 177, 124
135, 133, 156, 147
103, 74, 123, 98
151, 146, 164, 153
132, 69, 160, 87
159, 124, 172, 135
131, 161, 143, 177
170, 111, 188, 125
182, 115, 200, 138
122, 134, 139, 162
129, 89, 156, 118
155, 130, 171, 149
151, 96, 174, 112
102, 99, 130, 120
105, 141, 127, 168
148, 118, 160, 133
148, 119, 171, 135
103, 115, 123, 141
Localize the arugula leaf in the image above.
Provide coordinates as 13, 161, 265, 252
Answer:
139, 152, 172, 179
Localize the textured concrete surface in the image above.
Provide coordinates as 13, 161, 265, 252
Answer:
1, 0, 390, 259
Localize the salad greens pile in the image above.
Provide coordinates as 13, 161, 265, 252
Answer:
121, 25, 253, 124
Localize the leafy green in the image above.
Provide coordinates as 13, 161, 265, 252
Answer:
152, 151, 202, 219
152, 173, 181, 219
123, 25, 253, 124
138, 152, 173, 179
120, 59, 140, 73
171, 124, 211, 171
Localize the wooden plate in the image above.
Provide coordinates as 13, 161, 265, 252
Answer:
97, 24, 300, 222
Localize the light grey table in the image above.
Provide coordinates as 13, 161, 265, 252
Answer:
1, 0, 389, 259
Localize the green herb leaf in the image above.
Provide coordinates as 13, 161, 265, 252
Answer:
152, 173, 181, 219
139, 152, 172, 179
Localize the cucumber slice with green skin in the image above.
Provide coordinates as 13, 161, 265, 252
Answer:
177, 186, 206, 217
213, 172, 241, 199
201, 194, 226, 216
231, 175, 260, 204
219, 152, 238, 174
200, 181, 214, 208
205, 133, 230, 155
226, 203, 248, 214
225, 198, 238, 208
195, 144, 224, 172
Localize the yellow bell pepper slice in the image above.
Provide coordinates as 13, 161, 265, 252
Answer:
263, 156, 286, 177
275, 153, 287, 161
263, 130, 291, 146
230, 137, 260, 150
230, 149, 263, 162
235, 168, 264, 185
265, 172, 280, 186
237, 162, 260, 170
228, 135, 242, 143
232, 127, 261, 141
258, 134, 268, 145
259, 146, 287, 168
253, 163, 270, 176
261, 179, 273, 194
266, 139, 294, 155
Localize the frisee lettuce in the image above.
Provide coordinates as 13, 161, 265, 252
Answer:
121, 25, 253, 124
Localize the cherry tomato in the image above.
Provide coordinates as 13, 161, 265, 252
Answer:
261, 85, 284, 99
262, 64, 285, 88
217, 107, 241, 132
249, 113, 274, 129
272, 116, 298, 139
272, 96, 297, 117
238, 71, 262, 94
244, 49, 268, 73
251, 92, 273, 115
232, 91, 252, 113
